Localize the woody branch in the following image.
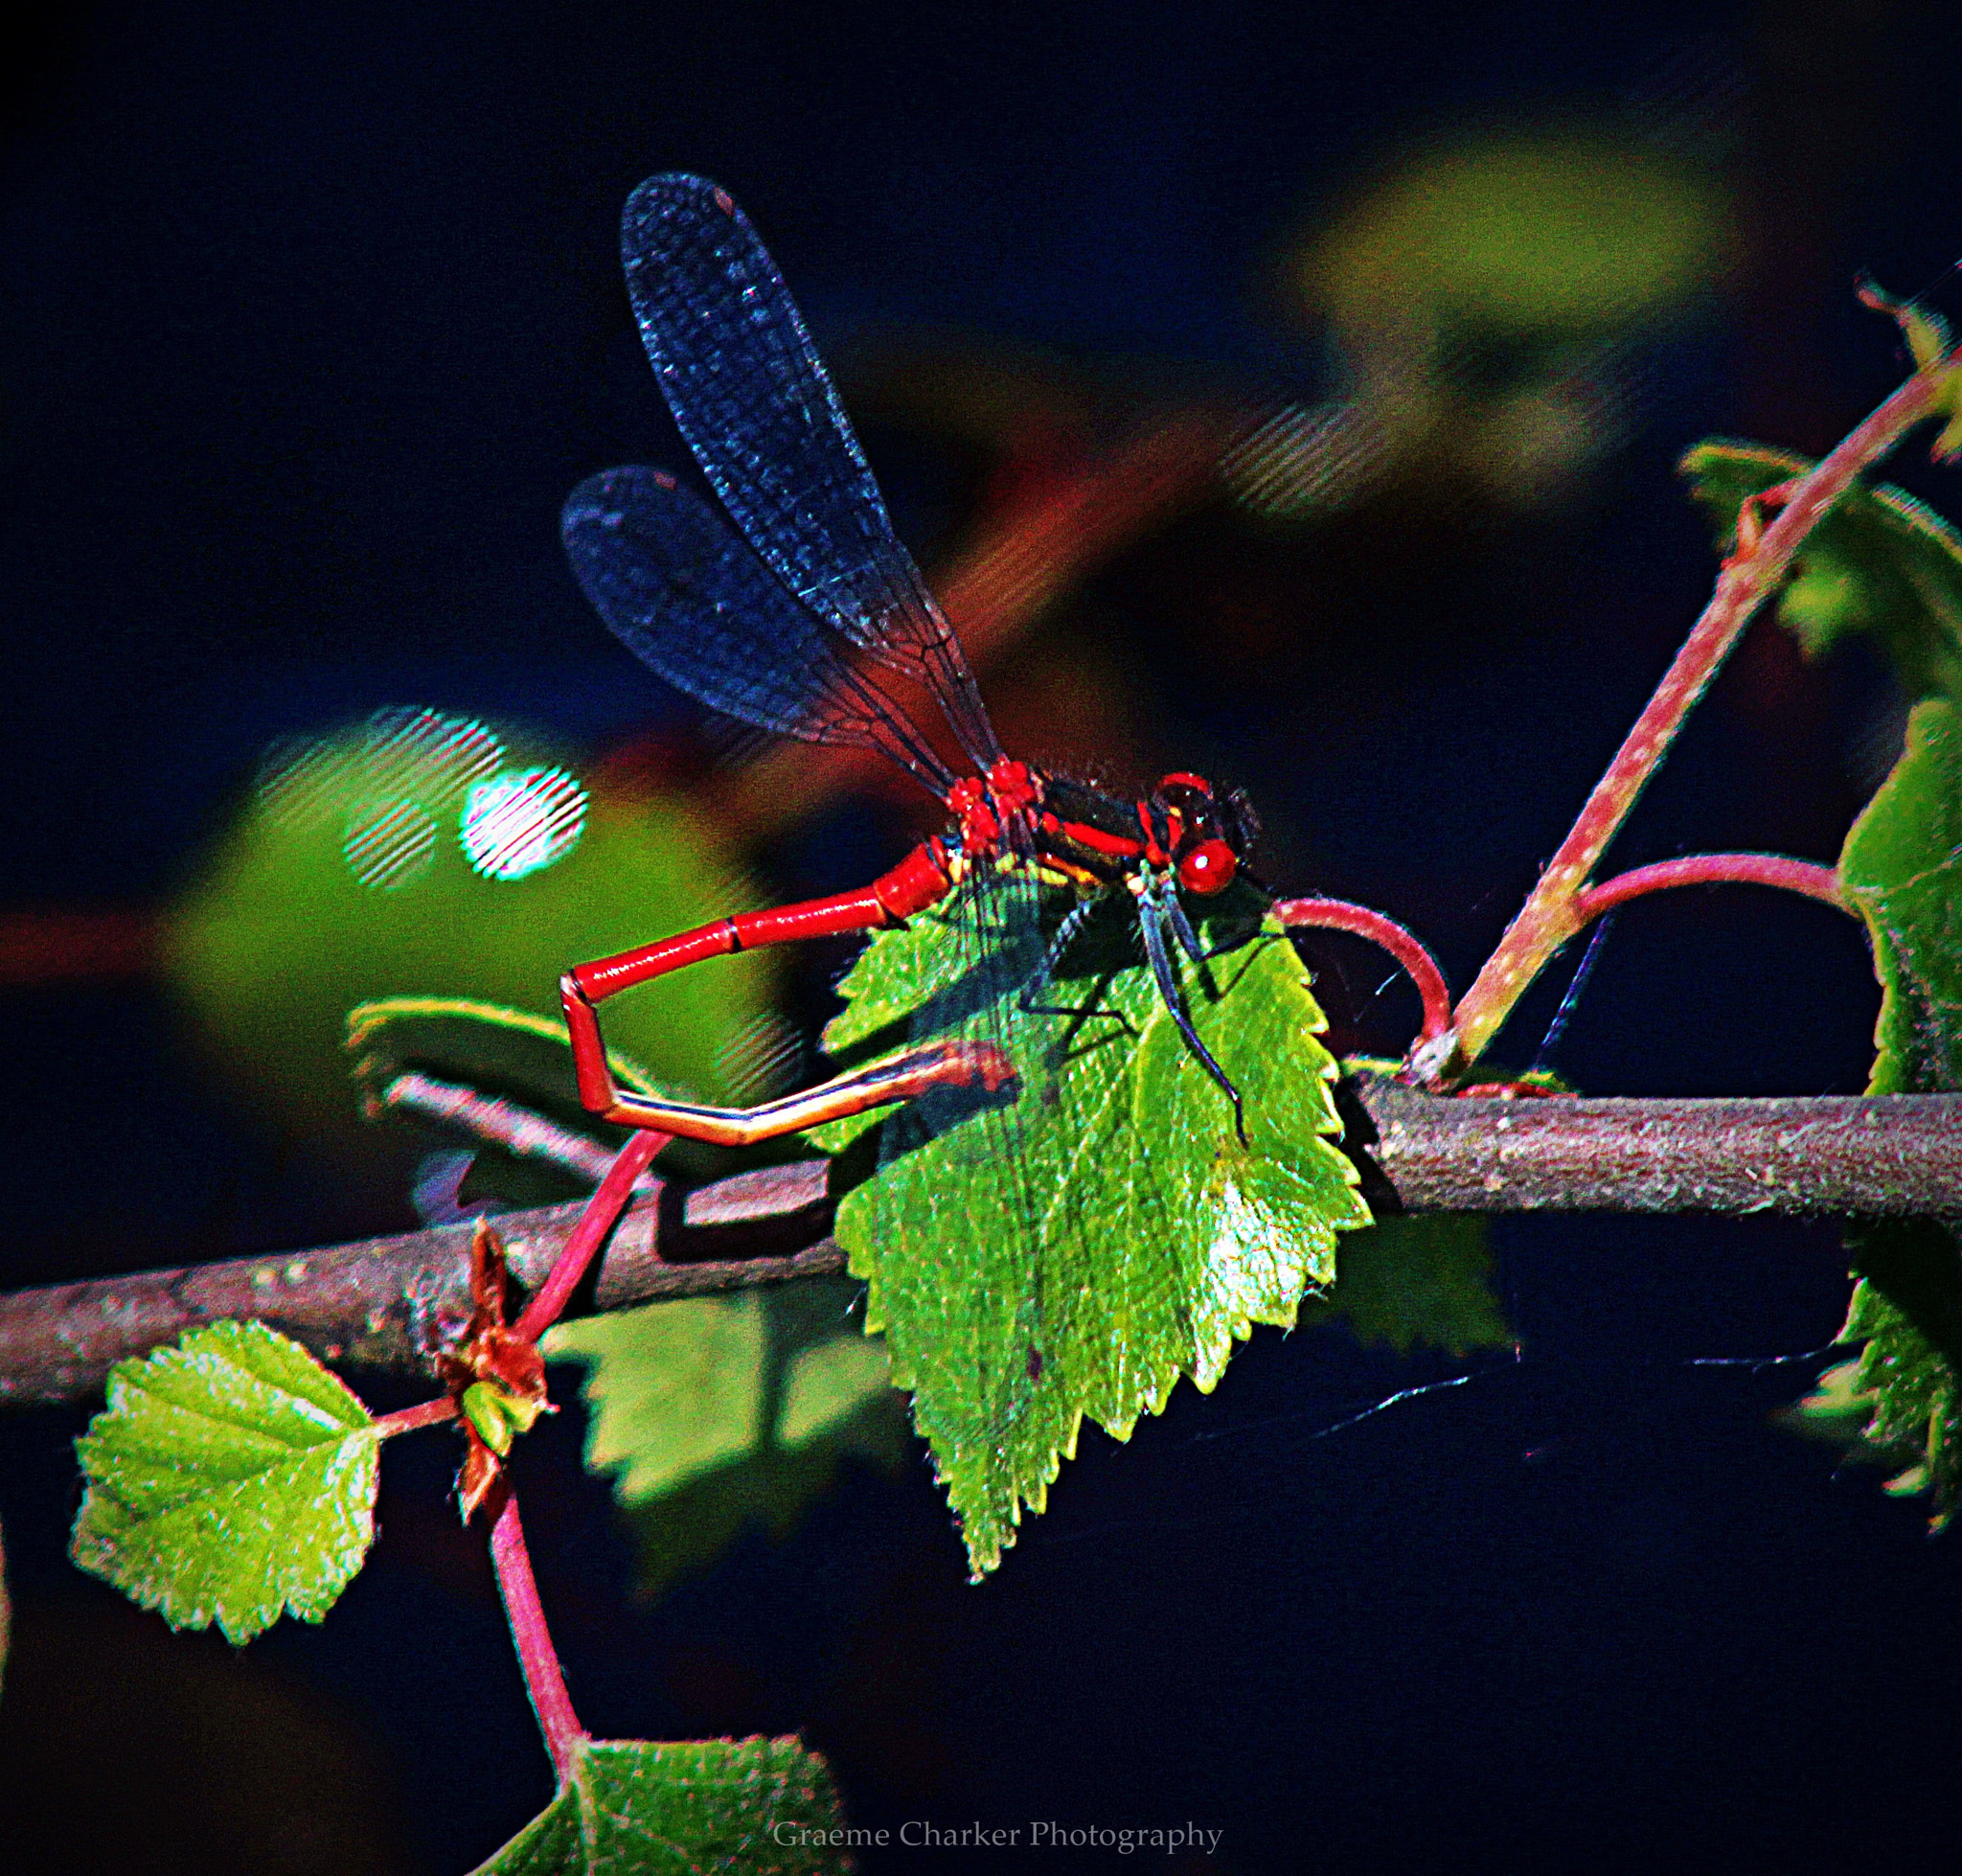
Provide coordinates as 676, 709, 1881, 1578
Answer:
4, 1085, 1959, 1404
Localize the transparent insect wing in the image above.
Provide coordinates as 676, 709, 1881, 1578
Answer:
561, 467, 954, 791
619, 173, 1001, 769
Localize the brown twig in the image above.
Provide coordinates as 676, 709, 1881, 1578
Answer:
0, 1158, 837, 1406
1344, 1079, 1962, 1217
4, 1090, 1960, 1404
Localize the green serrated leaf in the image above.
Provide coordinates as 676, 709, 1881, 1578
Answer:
1776, 1358, 1896, 1455
1823, 698, 1962, 1526
71, 1320, 378, 1644
812, 881, 1372, 1575
472, 1734, 855, 1875
1840, 699, 1962, 1096
1679, 440, 1962, 704
1302, 1214, 1515, 1357
1838, 1268, 1960, 1524
545, 1279, 909, 1598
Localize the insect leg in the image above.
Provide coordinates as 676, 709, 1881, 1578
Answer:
1138, 877, 1247, 1145
1015, 896, 1116, 1018
1165, 873, 1272, 964
1162, 883, 1209, 961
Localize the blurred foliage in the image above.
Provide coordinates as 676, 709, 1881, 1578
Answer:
1300, 131, 1730, 333
544, 1280, 909, 1601
1234, 128, 1733, 520
1680, 441, 1962, 703
164, 709, 776, 1161
1301, 1213, 1514, 1358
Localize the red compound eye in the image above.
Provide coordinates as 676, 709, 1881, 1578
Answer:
1177, 838, 1237, 895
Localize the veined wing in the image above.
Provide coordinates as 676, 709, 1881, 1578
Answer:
562, 466, 958, 795
620, 172, 1002, 771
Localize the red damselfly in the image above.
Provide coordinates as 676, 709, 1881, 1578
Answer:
558, 174, 1266, 1160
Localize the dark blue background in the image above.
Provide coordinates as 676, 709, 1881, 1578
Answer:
2, 4, 1959, 1871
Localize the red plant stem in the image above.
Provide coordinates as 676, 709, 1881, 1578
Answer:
0, 907, 157, 985
1440, 365, 1943, 1078
488, 1485, 586, 1785
511, 1129, 666, 1345
373, 1396, 457, 1439
1271, 897, 1454, 1043
1574, 854, 1847, 924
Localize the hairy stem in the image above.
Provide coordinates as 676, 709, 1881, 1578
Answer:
1437, 366, 1944, 1078
373, 1396, 457, 1439
512, 1130, 667, 1344
1272, 897, 1454, 1042
1574, 854, 1847, 924
488, 1485, 586, 1785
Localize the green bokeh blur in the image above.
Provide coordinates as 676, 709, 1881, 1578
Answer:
1303, 130, 1730, 333
162, 711, 776, 1162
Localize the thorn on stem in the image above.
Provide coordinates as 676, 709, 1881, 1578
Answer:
1723, 481, 1797, 568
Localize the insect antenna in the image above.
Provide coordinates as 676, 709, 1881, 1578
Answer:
1528, 910, 1617, 1079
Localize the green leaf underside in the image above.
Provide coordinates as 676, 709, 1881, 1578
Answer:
1833, 698, 1962, 1527
810, 880, 1371, 1575
545, 1280, 910, 1598
71, 1319, 378, 1644
471, 1735, 854, 1875
1678, 440, 1962, 704
1302, 1214, 1514, 1357
1839, 1233, 1961, 1519
347, 995, 678, 1204
350, 995, 670, 1106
